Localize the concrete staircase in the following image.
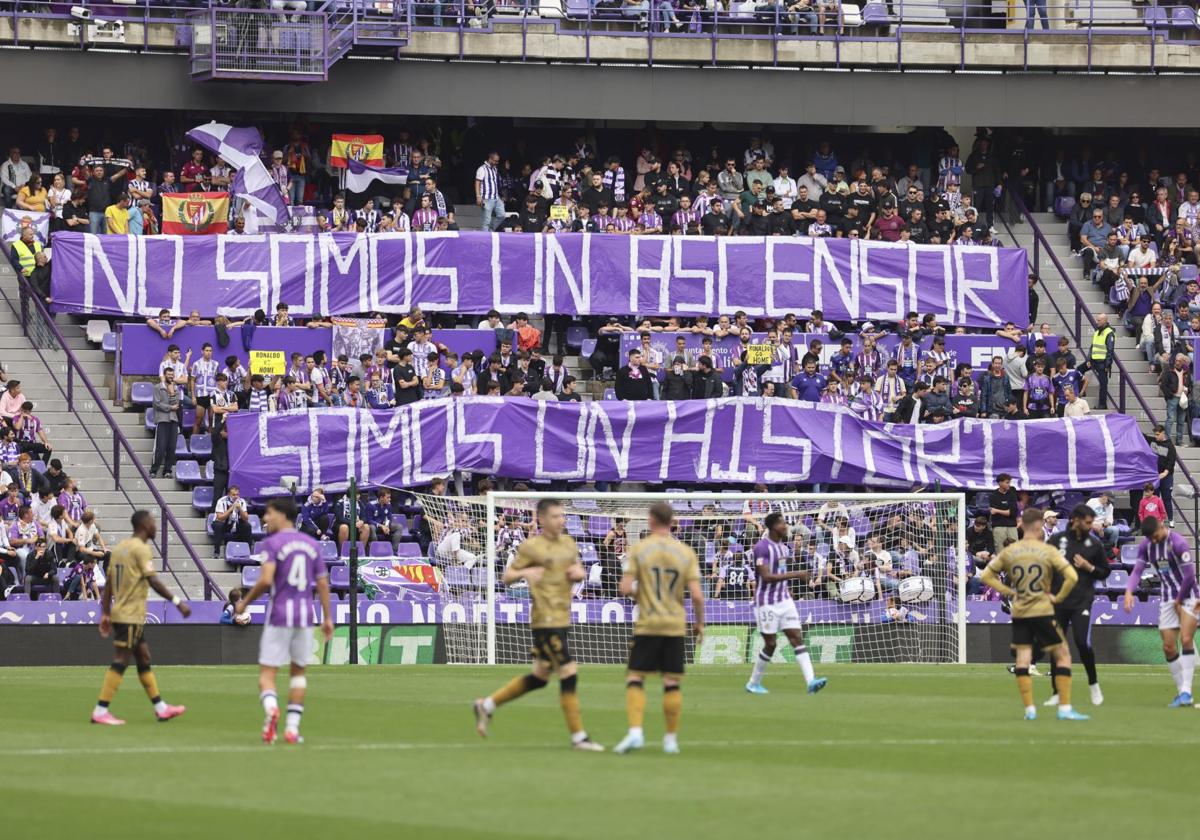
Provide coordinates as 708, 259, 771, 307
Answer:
0, 264, 235, 599
1003, 211, 1199, 527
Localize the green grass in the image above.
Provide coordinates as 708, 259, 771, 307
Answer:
0, 664, 1188, 839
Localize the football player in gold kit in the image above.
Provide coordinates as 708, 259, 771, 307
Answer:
91, 510, 192, 725
473, 498, 604, 751
613, 502, 705, 755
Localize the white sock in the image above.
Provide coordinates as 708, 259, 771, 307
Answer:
627, 726, 644, 740
260, 690, 279, 719
1182, 650, 1196, 695
749, 652, 770, 685
571, 730, 589, 745
482, 696, 496, 714
1058, 703, 1072, 713
92, 704, 107, 718
1025, 705, 1036, 716
1169, 657, 1184, 692
663, 733, 678, 750
153, 700, 168, 715
286, 704, 303, 733
795, 647, 815, 684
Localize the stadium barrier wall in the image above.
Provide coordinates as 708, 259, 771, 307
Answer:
0, 624, 1168, 667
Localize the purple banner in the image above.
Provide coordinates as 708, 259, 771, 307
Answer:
0, 597, 1163, 626
50, 232, 1030, 328
225, 398, 1158, 495
118, 324, 497, 376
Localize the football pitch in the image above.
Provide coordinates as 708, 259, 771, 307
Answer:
1, 664, 1187, 839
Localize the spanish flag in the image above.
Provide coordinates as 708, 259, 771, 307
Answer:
160, 192, 229, 235
330, 134, 385, 169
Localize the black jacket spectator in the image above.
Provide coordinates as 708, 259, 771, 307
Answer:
691, 367, 723, 399
615, 365, 654, 401
660, 369, 693, 400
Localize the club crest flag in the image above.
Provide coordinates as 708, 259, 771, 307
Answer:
330, 134, 385, 169
161, 192, 229, 235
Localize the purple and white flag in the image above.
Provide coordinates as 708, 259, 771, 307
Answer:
345, 159, 409, 194
186, 122, 291, 230
2, 208, 50, 247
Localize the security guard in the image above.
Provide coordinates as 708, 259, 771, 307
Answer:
10, 226, 41, 278
1079, 312, 1115, 410
1045, 503, 1111, 708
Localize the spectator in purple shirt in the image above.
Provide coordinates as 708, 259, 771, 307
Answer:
791, 359, 828, 402
14, 400, 51, 462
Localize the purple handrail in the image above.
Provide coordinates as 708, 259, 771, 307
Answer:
1002, 195, 1200, 543
5, 258, 224, 600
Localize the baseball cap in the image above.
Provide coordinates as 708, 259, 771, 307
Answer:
834, 165, 846, 174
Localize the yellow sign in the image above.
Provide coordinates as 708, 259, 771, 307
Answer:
250, 350, 286, 376
549, 205, 571, 221
745, 344, 774, 365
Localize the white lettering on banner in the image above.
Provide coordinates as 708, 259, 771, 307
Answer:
414, 232, 459, 311
1096, 415, 1116, 486
954, 246, 1002, 327
82, 233, 136, 315
534, 400, 587, 480
490, 233, 542, 313
659, 400, 714, 481
717, 238, 761, 317
322, 232, 369, 315
629, 236, 671, 313
587, 401, 638, 480
912, 423, 959, 487
545, 234, 590, 314
1065, 417, 1079, 488
135, 235, 184, 317
671, 236, 715, 313
765, 239, 810, 316
812, 237, 857, 321
761, 400, 813, 482
710, 401, 757, 482
269, 235, 316, 316
258, 411, 311, 492
456, 398, 504, 476
859, 240, 907, 323
931, 246, 956, 324
981, 420, 994, 489
406, 401, 452, 486
359, 409, 404, 488
216, 234, 270, 317
970, 346, 1011, 368
829, 410, 845, 481
1017, 421, 1031, 489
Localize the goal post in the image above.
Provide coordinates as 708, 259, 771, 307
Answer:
418, 491, 968, 668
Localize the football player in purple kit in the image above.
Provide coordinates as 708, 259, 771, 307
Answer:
744, 512, 827, 696
236, 498, 334, 744
1124, 516, 1198, 707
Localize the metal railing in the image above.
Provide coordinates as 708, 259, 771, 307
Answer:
4, 260, 223, 600
999, 195, 1200, 544
188, 6, 329, 80
0, 0, 1192, 74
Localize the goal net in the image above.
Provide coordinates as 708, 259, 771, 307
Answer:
411, 491, 967, 668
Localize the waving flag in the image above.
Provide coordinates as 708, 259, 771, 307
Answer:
1, 209, 50, 247
330, 134, 384, 169
344, 159, 409, 194
186, 122, 291, 230
161, 192, 229, 235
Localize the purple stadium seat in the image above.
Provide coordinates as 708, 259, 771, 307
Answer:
341, 540, 367, 557
189, 433, 213, 458
565, 513, 586, 538
241, 565, 262, 587
144, 410, 155, 432
579, 543, 598, 564
369, 542, 394, 558
102, 332, 117, 353
6, 592, 29, 601
603, 388, 616, 400
1143, 4, 1167, 26
181, 408, 196, 429
581, 338, 597, 359
1170, 5, 1197, 27
588, 515, 611, 539
247, 515, 263, 538
319, 540, 338, 560
861, 0, 888, 24
395, 543, 422, 558
565, 325, 588, 348
1105, 569, 1129, 593
130, 381, 155, 405
205, 461, 215, 483
192, 486, 214, 512
1054, 195, 1076, 220
224, 541, 252, 565
174, 436, 190, 458
206, 514, 215, 537
175, 460, 202, 485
